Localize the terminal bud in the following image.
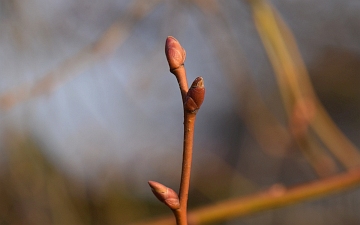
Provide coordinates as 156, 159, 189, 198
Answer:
165, 36, 186, 71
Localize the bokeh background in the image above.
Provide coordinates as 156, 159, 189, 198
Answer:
0, 0, 360, 224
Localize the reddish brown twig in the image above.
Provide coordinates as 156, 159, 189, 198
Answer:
149, 37, 205, 225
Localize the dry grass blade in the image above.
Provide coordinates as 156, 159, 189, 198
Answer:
0, 0, 162, 111
248, 0, 360, 170
130, 167, 360, 225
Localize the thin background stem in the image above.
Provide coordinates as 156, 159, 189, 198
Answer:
132, 167, 360, 225
0, 0, 161, 111
249, 0, 360, 171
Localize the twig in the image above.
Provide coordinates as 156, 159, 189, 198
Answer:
0, 0, 161, 111
133, 167, 360, 225
193, 0, 292, 157
148, 37, 205, 225
248, 0, 360, 171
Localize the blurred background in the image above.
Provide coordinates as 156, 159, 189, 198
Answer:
0, 0, 360, 224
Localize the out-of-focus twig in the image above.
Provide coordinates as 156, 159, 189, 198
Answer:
130, 167, 360, 225
3, 131, 84, 224
194, 0, 291, 157
0, 0, 161, 111
248, 0, 360, 171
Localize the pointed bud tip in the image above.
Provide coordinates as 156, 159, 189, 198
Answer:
148, 181, 166, 192
191, 77, 204, 88
166, 36, 179, 47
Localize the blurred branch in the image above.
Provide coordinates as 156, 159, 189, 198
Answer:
194, 0, 291, 157
2, 131, 84, 224
0, 0, 161, 111
248, 0, 360, 171
131, 168, 360, 225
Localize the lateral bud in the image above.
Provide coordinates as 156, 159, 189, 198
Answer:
165, 36, 186, 71
184, 77, 205, 113
148, 181, 180, 210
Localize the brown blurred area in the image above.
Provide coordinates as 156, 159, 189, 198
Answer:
0, 0, 360, 224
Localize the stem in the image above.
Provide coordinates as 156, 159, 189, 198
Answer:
171, 66, 189, 103
173, 77, 204, 224
174, 112, 197, 225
